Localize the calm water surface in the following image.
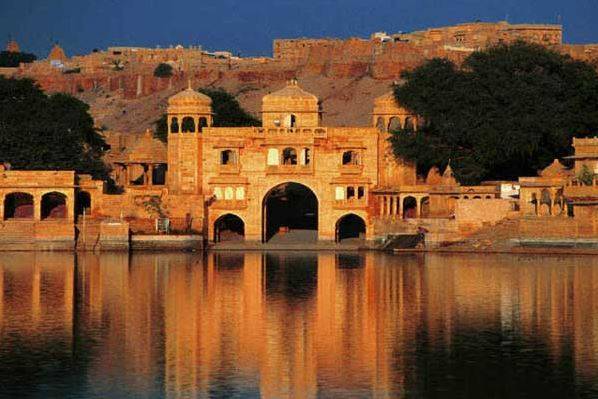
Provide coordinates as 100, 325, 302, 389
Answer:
1, 251, 598, 398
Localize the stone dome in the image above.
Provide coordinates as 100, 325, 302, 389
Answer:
167, 84, 212, 115
373, 91, 411, 116
262, 79, 318, 113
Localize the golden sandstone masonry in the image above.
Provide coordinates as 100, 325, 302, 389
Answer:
0, 78, 596, 250
0, 20, 597, 251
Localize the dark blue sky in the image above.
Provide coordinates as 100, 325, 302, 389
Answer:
1, 0, 597, 58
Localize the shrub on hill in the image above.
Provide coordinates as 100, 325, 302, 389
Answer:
153, 63, 173, 78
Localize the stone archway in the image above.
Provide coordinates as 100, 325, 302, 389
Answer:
262, 182, 318, 243
336, 214, 366, 243
403, 196, 417, 219
214, 214, 245, 242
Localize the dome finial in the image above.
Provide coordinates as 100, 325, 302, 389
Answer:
187, 78, 192, 90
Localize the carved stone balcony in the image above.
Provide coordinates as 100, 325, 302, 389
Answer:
211, 199, 248, 210
266, 164, 314, 175
218, 164, 240, 175
332, 198, 367, 210
340, 164, 364, 175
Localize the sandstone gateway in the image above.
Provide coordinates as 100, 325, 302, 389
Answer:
0, 21, 597, 250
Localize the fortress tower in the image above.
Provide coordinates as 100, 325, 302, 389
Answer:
372, 91, 417, 186
166, 84, 213, 194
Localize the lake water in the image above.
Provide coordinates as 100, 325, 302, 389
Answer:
1, 251, 598, 398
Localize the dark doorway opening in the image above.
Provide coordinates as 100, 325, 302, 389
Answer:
336, 214, 366, 242
403, 196, 417, 219
4, 192, 34, 220
41, 192, 67, 219
214, 214, 245, 242
76, 191, 91, 217
263, 183, 318, 243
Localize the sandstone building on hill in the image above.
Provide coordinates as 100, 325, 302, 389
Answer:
0, 81, 596, 250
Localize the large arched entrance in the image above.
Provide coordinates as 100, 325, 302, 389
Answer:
263, 183, 318, 243
336, 214, 366, 243
214, 214, 245, 242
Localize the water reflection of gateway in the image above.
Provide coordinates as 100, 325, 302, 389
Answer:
1, 253, 598, 397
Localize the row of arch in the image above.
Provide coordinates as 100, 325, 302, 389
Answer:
379, 195, 430, 219
170, 116, 208, 134
2, 191, 91, 220
529, 188, 568, 217
213, 213, 366, 243
375, 116, 418, 133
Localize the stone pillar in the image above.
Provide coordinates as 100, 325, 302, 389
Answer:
34, 194, 41, 221
416, 197, 421, 219
394, 196, 400, 216
398, 196, 403, 219
386, 196, 391, 216
379, 196, 384, 217
147, 163, 155, 186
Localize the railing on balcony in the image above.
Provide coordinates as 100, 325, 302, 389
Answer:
266, 164, 314, 175
211, 199, 248, 210
218, 164, 240, 175
261, 127, 327, 137
333, 198, 367, 210
340, 164, 364, 175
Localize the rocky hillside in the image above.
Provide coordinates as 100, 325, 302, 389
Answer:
76, 74, 395, 133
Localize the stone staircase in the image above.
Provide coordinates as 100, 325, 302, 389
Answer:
0, 221, 35, 249
443, 218, 521, 251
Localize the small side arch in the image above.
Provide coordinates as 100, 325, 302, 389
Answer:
4, 192, 34, 220
214, 214, 245, 243
336, 213, 366, 242
41, 192, 67, 219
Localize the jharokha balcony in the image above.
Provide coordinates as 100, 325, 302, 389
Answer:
210, 199, 249, 210
333, 197, 368, 210
266, 164, 314, 175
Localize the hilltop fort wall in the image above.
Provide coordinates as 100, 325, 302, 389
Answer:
4, 21, 598, 100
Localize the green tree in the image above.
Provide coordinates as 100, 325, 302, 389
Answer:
0, 51, 37, 67
0, 77, 107, 177
154, 87, 260, 142
153, 63, 173, 78
390, 42, 598, 184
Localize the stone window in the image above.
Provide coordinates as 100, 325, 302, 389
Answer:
282, 148, 298, 165
214, 187, 223, 200
235, 187, 245, 200
388, 117, 401, 132
404, 117, 415, 131
152, 164, 167, 185
301, 148, 311, 165
357, 186, 365, 199
376, 117, 386, 132
220, 150, 237, 165
224, 187, 234, 200
198, 117, 208, 132
181, 117, 196, 133
170, 117, 179, 133
342, 151, 360, 165
335, 187, 345, 200
267, 148, 280, 165
347, 187, 355, 199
